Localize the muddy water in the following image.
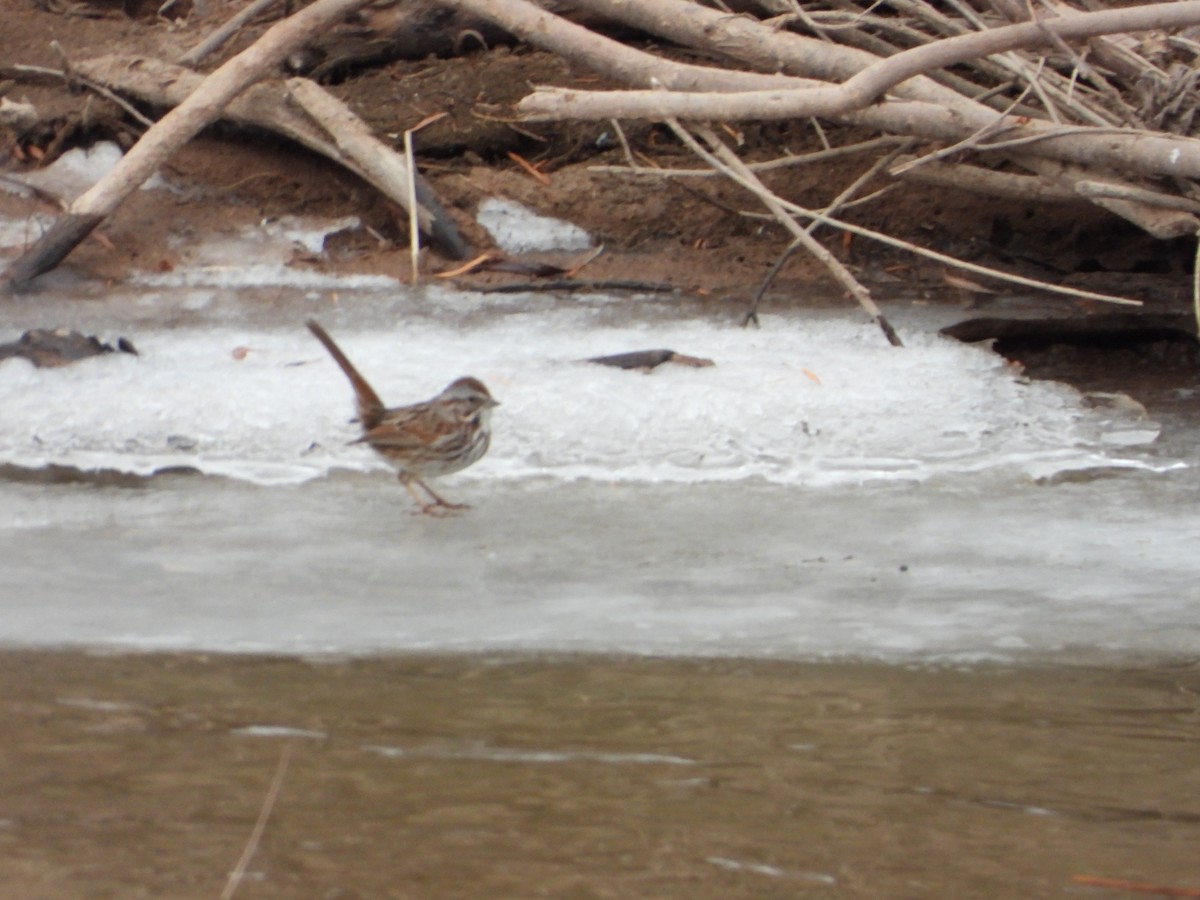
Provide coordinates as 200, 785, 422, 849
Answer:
2, 651, 1197, 898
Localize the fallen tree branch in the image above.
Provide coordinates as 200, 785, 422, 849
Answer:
5, 0, 375, 291
481, 0, 1200, 184
448, 0, 821, 94
525, 4, 1200, 125
67, 55, 464, 257
285, 77, 466, 258
558, 0, 1199, 112
1011, 155, 1200, 239
1074, 180, 1200, 215
179, 0, 284, 67
888, 156, 1083, 204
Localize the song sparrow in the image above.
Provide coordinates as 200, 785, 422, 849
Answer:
306, 319, 498, 514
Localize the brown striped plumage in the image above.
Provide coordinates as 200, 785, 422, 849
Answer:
306, 320, 498, 514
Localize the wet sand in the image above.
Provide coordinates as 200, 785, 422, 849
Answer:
1, 651, 1197, 898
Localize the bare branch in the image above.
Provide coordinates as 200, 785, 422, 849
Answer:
179, 0, 284, 67
453, 0, 1200, 185
889, 157, 1083, 203
4, 0, 377, 290
518, 2, 1200, 123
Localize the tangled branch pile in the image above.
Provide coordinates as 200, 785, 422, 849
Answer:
451, 0, 1200, 336
6, 0, 1200, 337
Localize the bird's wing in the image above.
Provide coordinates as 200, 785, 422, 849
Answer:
355, 404, 453, 451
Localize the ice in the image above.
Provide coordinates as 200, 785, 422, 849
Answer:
131, 264, 397, 291
0, 298, 1172, 487
0, 141, 168, 202
476, 197, 593, 253
126, 214, 379, 289
3, 187, 1198, 667
260, 215, 361, 255
1, 166, 367, 286
2, 471, 1198, 662
0, 213, 57, 249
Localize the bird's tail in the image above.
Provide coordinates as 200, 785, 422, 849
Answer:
306, 319, 386, 429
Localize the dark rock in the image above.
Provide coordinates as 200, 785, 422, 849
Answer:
0, 328, 138, 368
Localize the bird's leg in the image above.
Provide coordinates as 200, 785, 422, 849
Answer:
416, 477, 470, 511
399, 474, 441, 515
399, 473, 466, 515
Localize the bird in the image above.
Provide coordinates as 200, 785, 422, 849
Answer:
305, 319, 498, 514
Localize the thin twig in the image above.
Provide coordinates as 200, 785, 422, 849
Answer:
773, 195, 1142, 307
7, 64, 155, 128
590, 136, 909, 178
965, 124, 1169, 152
745, 139, 915, 326
221, 745, 293, 900
668, 118, 902, 345
0, 174, 69, 210
436, 252, 496, 278
609, 118, 636, 168
893, 79, 1035, 175
564, 243, 606, 277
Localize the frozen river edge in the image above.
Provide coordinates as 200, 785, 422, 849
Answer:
3, 469, 1198, 664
